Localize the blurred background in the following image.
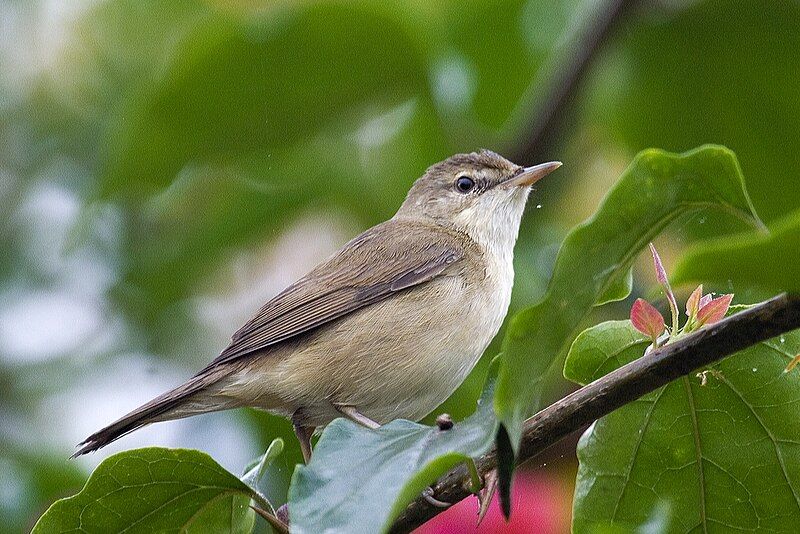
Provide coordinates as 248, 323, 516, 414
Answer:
2, 0, 798, 532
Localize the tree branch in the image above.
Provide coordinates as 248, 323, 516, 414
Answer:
510, 0, 640, 163
390, 293, 800, 533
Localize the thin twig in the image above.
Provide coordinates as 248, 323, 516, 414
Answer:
510, 0, 640, 163
251, 505, 289, 534
390, 293, 800, 533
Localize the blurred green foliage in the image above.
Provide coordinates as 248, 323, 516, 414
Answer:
674, 209, 800, 295
587, 0, 800, 226
2, 0, 799, 531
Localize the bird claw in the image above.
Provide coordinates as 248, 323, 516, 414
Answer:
422, 486, 451, 508
476, 468, 498, 525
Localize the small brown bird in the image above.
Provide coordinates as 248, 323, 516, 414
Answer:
75, 150, 560, 461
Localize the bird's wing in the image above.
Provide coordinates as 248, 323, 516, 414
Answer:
204, 221, 466, 368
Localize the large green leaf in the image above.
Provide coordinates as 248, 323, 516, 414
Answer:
587, 0, 800, 225
565, 319, 800, 532
673, 209, 800, 295
288, 361, 500, 533
495, 145, 762, 449
32, 448, 256, 534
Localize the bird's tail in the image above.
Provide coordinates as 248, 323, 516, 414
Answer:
73, 369, 234, 457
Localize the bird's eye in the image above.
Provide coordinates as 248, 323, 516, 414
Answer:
455, 176, 475, 193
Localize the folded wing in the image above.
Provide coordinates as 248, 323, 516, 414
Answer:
205, 220, 467, 368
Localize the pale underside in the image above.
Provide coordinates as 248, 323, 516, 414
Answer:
217, 273, 509, 426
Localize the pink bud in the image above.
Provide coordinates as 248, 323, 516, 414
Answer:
686, 285, 703, 318
649, 243, 679, 324
699, 294, 712, 309
649, 243, 669, 287
696, 294, 733, 326
631, 298, 666, 340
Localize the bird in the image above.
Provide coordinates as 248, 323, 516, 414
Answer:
74, 150, 561, 462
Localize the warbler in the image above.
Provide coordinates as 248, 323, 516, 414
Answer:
75, 150, 561, 461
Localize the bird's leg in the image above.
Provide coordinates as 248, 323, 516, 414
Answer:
291, 410, 315, 464
333, 404, 380, 429
294, 424, 314, 464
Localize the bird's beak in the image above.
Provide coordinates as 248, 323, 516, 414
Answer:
504, 161, 562, 188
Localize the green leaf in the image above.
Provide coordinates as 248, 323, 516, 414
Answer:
288, 360, 500, 533
673, 209, 800, 295
33, 448, 256, 534
565, 319, 800, 532
587, 0, 800, 225
563, 320, 650, 384
595, 268, 633, 306
242, 437, 284, 490
241, 437, 285, 514
495, 145, 763, 449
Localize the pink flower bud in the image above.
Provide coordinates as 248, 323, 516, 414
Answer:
649, 243, 669, 287
649, 243, 679, 327
631, 298, 666, 340
699, 293, 712, 309
686, 285, 703, 318
696, 294, 733, 326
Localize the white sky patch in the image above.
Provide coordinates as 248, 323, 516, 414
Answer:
0, 290, 102, 362
0, 0, 103, 103
17, 178, 83, 278
33, 353, 256, 472
355, 99, 417, 149
430, 51, 476, 112
1, 175, 124, 363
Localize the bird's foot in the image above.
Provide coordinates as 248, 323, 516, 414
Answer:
421, 486, 451, 508
334, 404, 380, 429
476, 468, 498, 525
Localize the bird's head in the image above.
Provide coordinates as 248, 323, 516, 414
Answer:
396, 150, 561, 248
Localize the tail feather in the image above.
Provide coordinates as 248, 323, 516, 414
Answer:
72, 372, 224, 457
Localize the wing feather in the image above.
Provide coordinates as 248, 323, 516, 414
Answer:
205, 221, 466, 367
